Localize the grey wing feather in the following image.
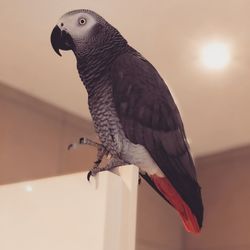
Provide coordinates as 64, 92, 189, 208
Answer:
110, 50, 203, 227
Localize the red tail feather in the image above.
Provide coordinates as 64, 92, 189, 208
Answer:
151, 174, 201, 234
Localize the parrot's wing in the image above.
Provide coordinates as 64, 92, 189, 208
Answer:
111, 51, 203, 233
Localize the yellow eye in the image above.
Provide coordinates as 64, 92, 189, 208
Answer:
79, 18, 86, 25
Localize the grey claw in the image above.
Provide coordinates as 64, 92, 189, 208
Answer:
138, 175, 142, 185
67, 144, 73, 150
79, 137, 85, 144
87, 171, 92, 181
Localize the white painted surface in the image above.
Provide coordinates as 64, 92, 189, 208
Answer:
0, 165, 138, 250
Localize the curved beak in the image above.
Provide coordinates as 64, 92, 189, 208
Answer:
50, 25, 74, 56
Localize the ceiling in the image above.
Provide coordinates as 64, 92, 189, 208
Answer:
0, 0, 250, 156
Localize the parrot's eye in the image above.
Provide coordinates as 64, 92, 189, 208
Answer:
79, 18, 87, 25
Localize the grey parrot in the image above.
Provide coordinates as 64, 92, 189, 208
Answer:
51, 9, 203, 233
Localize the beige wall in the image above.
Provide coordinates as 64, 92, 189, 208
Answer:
0, 82, 97, 184
0, 83, 182, 250
185, 146, 250, 250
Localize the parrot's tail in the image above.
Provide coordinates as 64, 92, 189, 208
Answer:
150, 174, 201, 234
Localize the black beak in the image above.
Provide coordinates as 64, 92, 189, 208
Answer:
50, 25, 74, 56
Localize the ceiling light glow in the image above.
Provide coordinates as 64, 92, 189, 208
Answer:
201, 42, 230, 69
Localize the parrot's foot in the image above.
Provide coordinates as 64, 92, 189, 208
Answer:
138, 175, 142, 185
67, 137, 101, 150
87, 166, 103, 181
86, 145, 110, 181
68, 136, 109, 166
87, 157, 127, 181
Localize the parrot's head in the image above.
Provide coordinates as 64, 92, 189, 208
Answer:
50, 9, 126, 57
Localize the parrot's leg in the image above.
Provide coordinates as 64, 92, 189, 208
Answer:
67, 136, 109, 164
84, 142, 110, 181
67, 137, 110, 176
91, 144, 109, 169
87, 156, 127, 181
67, 137, 101, 150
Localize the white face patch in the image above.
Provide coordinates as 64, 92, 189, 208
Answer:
58, 12, 98, 41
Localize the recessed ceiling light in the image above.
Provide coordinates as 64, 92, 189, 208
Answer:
201, 42, 230, 69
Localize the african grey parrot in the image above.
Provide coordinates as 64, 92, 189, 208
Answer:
51, 9, 203, 233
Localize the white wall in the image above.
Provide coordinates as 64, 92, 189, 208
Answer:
0, 166, 138, 250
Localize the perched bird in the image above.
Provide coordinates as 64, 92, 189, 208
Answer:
51, 9, 203, 233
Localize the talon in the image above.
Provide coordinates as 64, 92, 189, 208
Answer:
138, 175, 142, 185
87, 171, 92, 181
67, 144, 73, 150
